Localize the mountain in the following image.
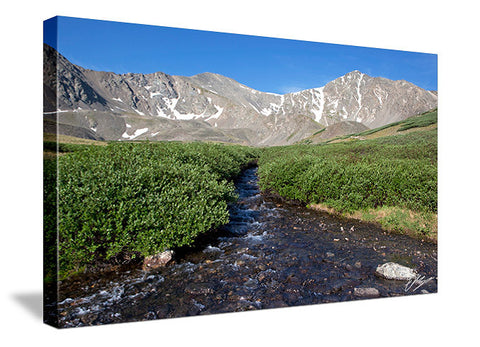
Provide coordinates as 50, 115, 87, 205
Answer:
43, 44, 437, 146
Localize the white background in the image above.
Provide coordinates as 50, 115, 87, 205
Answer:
1, 0, 478, 345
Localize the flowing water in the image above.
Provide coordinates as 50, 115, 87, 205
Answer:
52, 167, 437, 327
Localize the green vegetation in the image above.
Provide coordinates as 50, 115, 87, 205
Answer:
353, 206, 437, 238
258, 128, 437, 239
313, 128, 326, 136
44, 141, 257, 279
397, 109, 437, 131
44, 158, 58, 282
44, 141, 94, 154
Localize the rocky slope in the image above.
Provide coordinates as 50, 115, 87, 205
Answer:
302, 121, 370, 144
44, 44, 437, 146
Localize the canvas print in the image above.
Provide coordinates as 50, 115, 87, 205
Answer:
43, 16, 438, 328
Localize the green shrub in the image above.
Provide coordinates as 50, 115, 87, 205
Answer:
258, 129, 437, 214
54, 142, 258, 278
44, 141, 92, 153
44, 158, 58, 282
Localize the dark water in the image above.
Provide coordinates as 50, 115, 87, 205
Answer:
54, 167, 437, 327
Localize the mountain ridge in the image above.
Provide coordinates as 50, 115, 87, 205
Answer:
43, 44, 437, 146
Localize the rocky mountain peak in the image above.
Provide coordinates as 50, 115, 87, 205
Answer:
44, 44, 437, 146
345, 69, 364, 77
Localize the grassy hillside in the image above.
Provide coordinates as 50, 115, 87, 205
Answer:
327, 108, 437, 143
298, 108, 437, 144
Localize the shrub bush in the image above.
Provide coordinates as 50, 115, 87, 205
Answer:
51, 141, 257, 278
258, 130, 437, 214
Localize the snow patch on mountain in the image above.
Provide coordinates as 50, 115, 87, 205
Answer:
133, 108, 145, 116
121, 128, 149, 140
311, 87, 325, 122
205, 105, 224, 121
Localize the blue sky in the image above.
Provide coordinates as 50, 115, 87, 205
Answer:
44, 16, 437, 94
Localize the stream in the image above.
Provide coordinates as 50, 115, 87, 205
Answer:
53, 167, 437, 327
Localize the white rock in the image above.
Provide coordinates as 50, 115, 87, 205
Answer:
375, 262, 417, 281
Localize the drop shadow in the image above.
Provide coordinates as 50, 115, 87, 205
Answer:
12, 292, 43, 320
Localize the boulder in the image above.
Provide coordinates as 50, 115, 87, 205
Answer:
142, 250, 174, 270
354, 287, 380, 298
375, 262, 417, 281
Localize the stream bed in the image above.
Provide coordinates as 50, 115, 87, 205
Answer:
54, 167, 437, 327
